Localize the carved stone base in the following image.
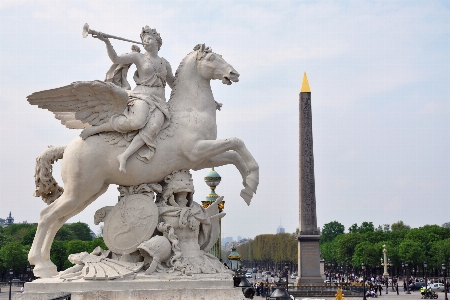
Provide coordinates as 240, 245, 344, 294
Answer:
14, 274, 244, 300
296, 234, 323, 285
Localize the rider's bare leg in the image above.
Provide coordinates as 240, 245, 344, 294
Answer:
80, 122, 114, 140
117, 109, 164, 173
117, 135, 145, 173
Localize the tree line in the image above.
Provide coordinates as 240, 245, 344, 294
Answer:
0, 222, 105, 281
236, 232, 298, 270
234, 221, 450, 275
320, 221, 450, 277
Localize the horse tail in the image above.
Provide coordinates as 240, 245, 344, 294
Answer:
33, 145, 66, 205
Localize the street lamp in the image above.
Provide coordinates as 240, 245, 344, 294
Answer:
362, 263, 367, 300
26, 265, 31, 281
345, 264, 349, 284
8, 268, 13, 300
443, 263, 448, 300
424, 261, 428, 289
388, 259, 393, 291
284, 263, 289, 292
268, 286, 291, 300
405, 261, 411, 294
228, 246, 241, 273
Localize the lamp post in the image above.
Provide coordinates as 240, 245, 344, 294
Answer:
361, 263, 366, 300
8, 268, 13, 300
26, 265, 31, 281
424, 261, 428, 289
345, 264, 349, 284
443, 263, 448, 300
284, 263, 289, 292
388, 259, 393, 291
362, 263, 366, 300
405, 261, 411, 294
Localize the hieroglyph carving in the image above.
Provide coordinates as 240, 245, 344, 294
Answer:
300, 92, 317, 232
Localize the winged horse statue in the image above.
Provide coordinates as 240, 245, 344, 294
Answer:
26, 40, 259, 278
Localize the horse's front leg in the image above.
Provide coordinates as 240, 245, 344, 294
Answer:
192, 151, 248, 187
187, 138, 259, 204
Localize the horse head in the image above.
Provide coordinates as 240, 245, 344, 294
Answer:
193, 44, 240, 85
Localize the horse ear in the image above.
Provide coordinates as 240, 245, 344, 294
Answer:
194, 44, 206, 60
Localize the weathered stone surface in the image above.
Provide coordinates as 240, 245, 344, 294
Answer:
27, 27, 259, 279
103, 194, 158, 255
16, 276, 243, 300
297, 75, 323, 285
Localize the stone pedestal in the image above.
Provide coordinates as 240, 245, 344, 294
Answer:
296, 234, 323, 285
14, 274, 244, 300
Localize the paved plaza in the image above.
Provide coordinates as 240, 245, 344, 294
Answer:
297, 290, 444, 300
0, 284, 446, 300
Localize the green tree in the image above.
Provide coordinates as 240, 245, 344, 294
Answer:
352, 241, 379, 267
21, 226, 37, 245
430, 238, 450, 267
0, 233, 13, 249
1, 224, 36, 242
348, 224, 359, 234
391, 221, 411, 231
55, 225, 77, 241
50, 240, 67, 271
320, 240, 337, 263
335, 233, 363, 265
398, 239, 425, 267
321, 221, 345, 244
66, 222, 93, 241
0, 242, 28, 271
359, 222, 375, 234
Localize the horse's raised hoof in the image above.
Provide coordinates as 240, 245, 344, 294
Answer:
240, 186, 253, 206
246, 176, 259, 194
33, 263, 58, 278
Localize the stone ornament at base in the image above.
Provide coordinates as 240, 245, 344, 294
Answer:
59, 170, 231, 282
15, 275, 244, 300
102, 193, 158, 255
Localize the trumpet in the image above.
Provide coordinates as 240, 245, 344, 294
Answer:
82, 23, 148, 45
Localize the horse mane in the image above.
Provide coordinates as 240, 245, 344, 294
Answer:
168, 51, 195, 105
155, 46, 212, 144
154, 51, 197, 143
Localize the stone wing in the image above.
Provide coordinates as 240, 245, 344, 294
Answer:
27, 80, 129, 129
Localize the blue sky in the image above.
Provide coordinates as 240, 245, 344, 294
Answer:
0, 0, 449, 240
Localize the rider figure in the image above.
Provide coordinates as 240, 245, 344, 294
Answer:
80, 26, 175, 173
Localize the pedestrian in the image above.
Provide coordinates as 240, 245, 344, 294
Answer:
403, 280, 407, 292
385, 280, 388, 294
20, 286, 24, 293
396, 282, 399, 295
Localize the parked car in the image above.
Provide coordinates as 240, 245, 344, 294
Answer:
324, 279, 338, 284
291, 272, 298, 279
428, 283, 444, 292
245, 272, 253, 278
409, 282, 426, 291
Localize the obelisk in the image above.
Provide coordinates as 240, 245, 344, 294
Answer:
296, 73, 323, 285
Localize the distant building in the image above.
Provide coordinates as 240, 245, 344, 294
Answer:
277, 225, 285, 234
4, 212, 14, 227
0, 218, 5, 227
237, 236, 242, 242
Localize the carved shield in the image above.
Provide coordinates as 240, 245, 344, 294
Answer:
103, 194, 158, 255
